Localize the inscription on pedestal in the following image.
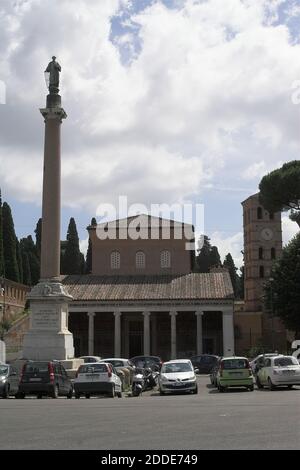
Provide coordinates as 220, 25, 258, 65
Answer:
32, 306, 60, 330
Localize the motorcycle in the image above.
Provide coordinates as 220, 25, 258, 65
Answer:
131, 368, 145, 396
143, 367, 159, 390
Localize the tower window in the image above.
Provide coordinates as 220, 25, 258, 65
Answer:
110, 251, 120, 269
136, 251, 145, 269
271, 248, 276, 260
161, 250, 171, 268
259, 266, 264, 278
259, 247, 263, 260
257, 207, 263, 220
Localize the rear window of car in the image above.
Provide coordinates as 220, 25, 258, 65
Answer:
274, 357, 298, 367
78, 364, 108, 373
24, 362, 49, 373
222, 359, 248, 370
106, 360, 124, 367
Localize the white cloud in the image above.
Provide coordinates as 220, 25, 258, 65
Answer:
282, 215, 299, 245
0, 0, 300, 217
79, 237, 89, 257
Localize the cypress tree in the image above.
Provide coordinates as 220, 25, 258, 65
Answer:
20, 236, 40, 285
62, 218, 83, 275
195, 236, 221, 273
2, 202, 19, 282
223, 253, 238, 296
0, 190, 4, 277
16, 238, 23, 284
210, 246, 221, 268
85, 217, 96, 274
21, 250, 32, 286
35, 218, 42, 259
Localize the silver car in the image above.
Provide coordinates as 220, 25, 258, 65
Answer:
0, 364, 19, 398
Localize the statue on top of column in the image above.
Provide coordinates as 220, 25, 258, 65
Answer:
45, 56, 61, 94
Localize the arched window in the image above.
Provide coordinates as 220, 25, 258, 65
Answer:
259, 247, 263, 260
259, 266, 264, 278
136, 251, 145, 269
160, 250, 171, 268
271, 248, 276, 260
110, 251, 120, 269
257, 207, 263, 220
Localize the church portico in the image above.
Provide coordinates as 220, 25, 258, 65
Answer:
67, 300, 233, 360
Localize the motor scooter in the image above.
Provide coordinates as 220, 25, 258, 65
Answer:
132, 368, 145, 396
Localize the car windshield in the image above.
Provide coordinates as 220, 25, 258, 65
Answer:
222, 359, 248, 370
24, 362, 49, 373
104, 360, 124, 367
78, 364, 108, 373
274, 357, 298, 367
0, 366, 8, 375
162, 363, 192, 373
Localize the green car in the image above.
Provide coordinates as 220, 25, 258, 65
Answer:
216, 357, 254, 392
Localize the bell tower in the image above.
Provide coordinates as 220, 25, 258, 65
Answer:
242, 193, 282, 312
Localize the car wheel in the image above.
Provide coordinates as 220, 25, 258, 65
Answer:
159, 388, 165, 396
256, 376, 263, 389
287, 385, 293, 390
52, 385, 59, 399
15, 392, 25, 399
117, 391, 122, 398
268, 377, 276, 391
2, 384, 9, 399
110, 385, 115, 398
37, 393, 43, 399
218, 385, 225, 393
192, 386, 198, 394
85, 393, 91, 399
248, 385, 254, 391
67, 388, 73, 399
75, 392, 80, 399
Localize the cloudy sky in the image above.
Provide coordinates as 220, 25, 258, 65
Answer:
0, 0, 299, 268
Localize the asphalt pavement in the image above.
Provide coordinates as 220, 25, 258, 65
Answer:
0, 376, 299, 450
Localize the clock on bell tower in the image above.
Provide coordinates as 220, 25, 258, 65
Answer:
242, 193, 282, 312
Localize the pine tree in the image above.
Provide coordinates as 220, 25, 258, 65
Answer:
223, 253, 238, 296
35, 218, 42, 259
62, 218, 83, 275
2, 202, 19, 282
0, 189, 4, 277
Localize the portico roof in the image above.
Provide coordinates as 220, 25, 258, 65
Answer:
61, 272, 234, 302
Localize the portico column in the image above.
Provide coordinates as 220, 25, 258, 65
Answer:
87, 312, 95, 356
169, 311, 178, 359
114, 311, 122, 357
143, 311, 151, 356
195, 311, 203, 355
222, 307, 235, 357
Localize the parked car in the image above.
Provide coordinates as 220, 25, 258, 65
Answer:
249, 353, 282, 374
17, 361, 73, 398
216, 357, 254, 392
190, 354, 219, 374
256, 355, 300, 390
100, 358, 135, 389
158, 359, 198, 395
79, 356, 102, 363
210, 357, 222, 386
0, 364, 19, 398
130, 355, 163, 371
74, 362, 122, 398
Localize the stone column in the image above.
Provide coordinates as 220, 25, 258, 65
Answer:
114, 311, 122, 357
222, 307, 235, 357
195, 311, 203, 355
40, 104, 67, 280
88, 312, 95, 356
151, 315, 157, 356
169, 311, 178, 359
143, 311, 151, 356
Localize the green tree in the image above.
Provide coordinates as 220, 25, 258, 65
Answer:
20, 236, 40, 285
35, 218, 42, 259
21, 250, 32, 286
259, 160, 300, 228
194, 236, 221, 273
0, 189, 4, 277
85, 217, 96, 274
16, 238, 23, 284
62, 218, 83, 275
2, 202, 19, 282
264, 233, 300, 336
223, 253, 238, 296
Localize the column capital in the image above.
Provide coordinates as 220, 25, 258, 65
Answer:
143, 311, 151, 317
113, 311, 122, 317
87, 312, 96, 317
222, 307, 234, 315
169, 311, 178, 317
195, 311, 204, 316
